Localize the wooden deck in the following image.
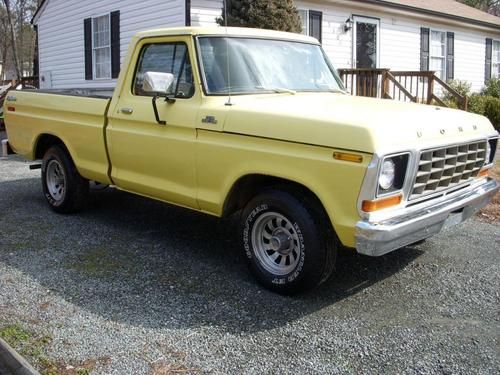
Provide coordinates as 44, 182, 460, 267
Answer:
337, 69, 467, 111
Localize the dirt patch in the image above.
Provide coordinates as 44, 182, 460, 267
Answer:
477, 159, 500, 224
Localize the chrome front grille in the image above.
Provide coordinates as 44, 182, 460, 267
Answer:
410, 140, 487, 200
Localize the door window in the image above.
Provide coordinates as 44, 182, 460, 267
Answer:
354, 17, 379, 69
133, 43, 194, 98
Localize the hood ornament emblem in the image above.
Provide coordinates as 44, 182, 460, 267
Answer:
440, 129, 446, 134
458, 126, 463, 132
417, 131, 422, 138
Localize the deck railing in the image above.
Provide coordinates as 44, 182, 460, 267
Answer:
338, 69, 467, 111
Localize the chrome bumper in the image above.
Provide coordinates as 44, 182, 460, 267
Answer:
355, 178, 499, 256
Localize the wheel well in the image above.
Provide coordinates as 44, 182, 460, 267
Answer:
35, 134, 65, 159
223, 174, 328, 221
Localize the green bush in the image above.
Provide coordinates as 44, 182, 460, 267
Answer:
483, 97, 500, 131
442, 80, 471, 109
468, 94, 500, 131
445, 80, 472, 99
481, 78, 500, 98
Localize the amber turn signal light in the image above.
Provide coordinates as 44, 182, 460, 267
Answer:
333, 152, 363, 163
477, 168, 489, 178
362, 194, 402, 212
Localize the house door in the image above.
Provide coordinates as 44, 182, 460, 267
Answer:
353, 16, 379, 68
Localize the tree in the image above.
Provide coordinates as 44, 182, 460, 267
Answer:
457, 0, 500, 16
0, 0, 38, 80
217, 0, 303, 33
0, 5, 10, 80
2, 0, 22, 79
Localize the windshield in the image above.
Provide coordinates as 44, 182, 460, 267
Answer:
197, 37, 344, 95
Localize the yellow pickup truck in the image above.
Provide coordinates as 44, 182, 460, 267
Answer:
3, 27, 499, 294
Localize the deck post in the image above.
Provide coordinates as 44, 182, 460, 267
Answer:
427, 73, 434, 105
382, 70, 390, 98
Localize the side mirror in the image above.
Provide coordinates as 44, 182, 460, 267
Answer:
142, 72, 175, 126
142, 72, 175, 96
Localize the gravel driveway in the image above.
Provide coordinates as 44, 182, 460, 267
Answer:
0, 134, 499, 374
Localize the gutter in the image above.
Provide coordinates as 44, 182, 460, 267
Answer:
30, 0, 47, 25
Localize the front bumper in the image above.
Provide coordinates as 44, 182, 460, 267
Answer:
355, 178, 499, 256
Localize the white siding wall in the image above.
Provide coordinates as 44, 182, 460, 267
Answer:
36, 0, 184, 89
296, 1, 499, 92
295, 1, 422, 70
191, 0, 221, 26
296, 1, 352, 68
37, 0, 499, 91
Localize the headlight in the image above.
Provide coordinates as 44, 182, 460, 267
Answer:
376, 153, 410, 196
486, 141, 491, 163
379, 159, 395, 190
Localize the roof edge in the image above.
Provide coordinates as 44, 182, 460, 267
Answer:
356, 0, 500, 30
31, 0, 48, 25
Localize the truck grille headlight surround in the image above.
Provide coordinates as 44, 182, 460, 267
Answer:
486, 137, 498, 165
377, 153, 410, 196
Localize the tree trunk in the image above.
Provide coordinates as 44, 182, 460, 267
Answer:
3, 0, 22, 80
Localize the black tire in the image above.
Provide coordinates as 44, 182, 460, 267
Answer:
240, 189, 336, 295
41, 145, 88, 213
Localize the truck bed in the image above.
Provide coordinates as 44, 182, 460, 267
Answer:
4, 89, 112, 184
33, 88, 114, 99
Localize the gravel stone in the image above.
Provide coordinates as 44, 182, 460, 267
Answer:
0, 131, 499, 374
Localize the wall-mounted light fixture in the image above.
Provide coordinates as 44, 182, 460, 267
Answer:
343, 17, 353, 32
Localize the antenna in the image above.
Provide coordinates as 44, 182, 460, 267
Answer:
224, 0, 232, 106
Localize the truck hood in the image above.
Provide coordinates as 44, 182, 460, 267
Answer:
223, 93, 496, 154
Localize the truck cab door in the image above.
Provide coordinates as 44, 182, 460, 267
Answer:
106, 36, 200, 209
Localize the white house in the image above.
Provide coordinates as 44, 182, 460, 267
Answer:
32, 0, 500, 92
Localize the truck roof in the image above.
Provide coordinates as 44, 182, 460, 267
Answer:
133, 26, 319, 44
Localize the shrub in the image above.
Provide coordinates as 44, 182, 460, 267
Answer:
483, 97, 500, 131
482, 78, 500, 98
442, 80, 471, 108
468, 94, 500, 131
445, 79, 472, 99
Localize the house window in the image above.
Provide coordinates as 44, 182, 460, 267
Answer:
297, 9, 322, 43
92, 14, 111, 79
298, 10, 308, 36
493, 40, 500, 79
430, 30, 446, 80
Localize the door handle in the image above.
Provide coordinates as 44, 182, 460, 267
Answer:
120, 108, 133, 114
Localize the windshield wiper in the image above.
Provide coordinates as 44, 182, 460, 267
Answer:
255, 86, 296, 95
327, 89, 347, 94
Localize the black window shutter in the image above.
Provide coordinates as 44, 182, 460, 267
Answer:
420, 27, 429, 71
485, 38, 492, 83
309, 11, 322, 43
110, 11, 121, 79
446, 32, 454, 82
84, 18, 93, 80
185, 0, 191, 26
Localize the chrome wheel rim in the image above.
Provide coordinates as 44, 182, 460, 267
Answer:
251, 212, 301, 275
46, 159, 66, 202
